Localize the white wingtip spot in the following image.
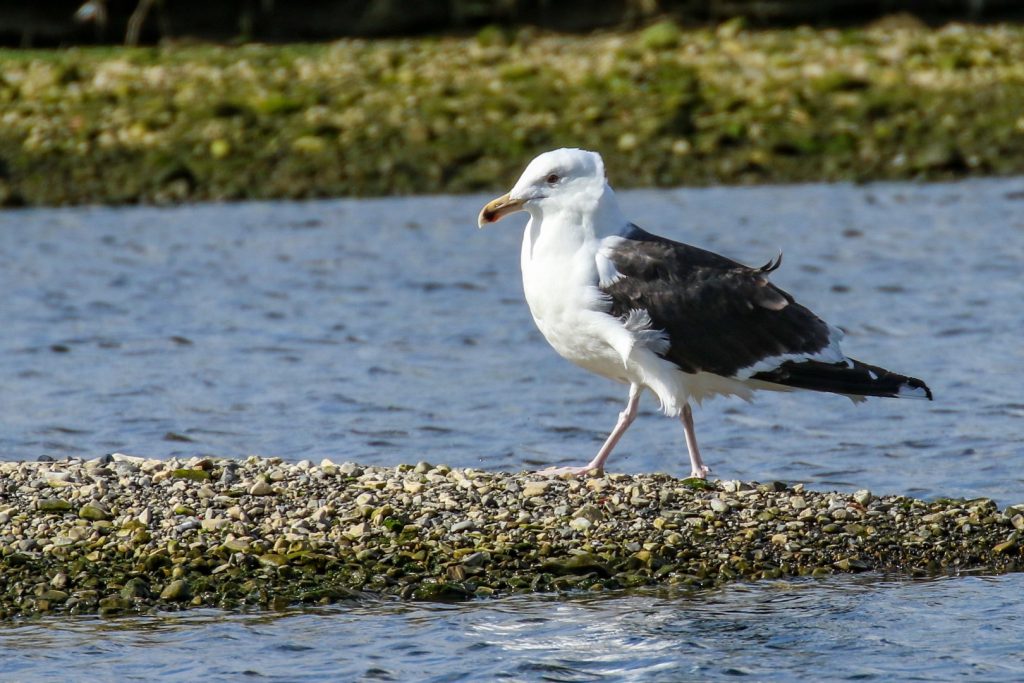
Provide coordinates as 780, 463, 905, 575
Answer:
897, 383, 930, 400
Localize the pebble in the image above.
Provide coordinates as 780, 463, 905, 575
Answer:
0, 455, 1018, 621
249, 481, 275, 496
160, 580, 190, 601
78, 503, 111, 521
522, 481, 550, 498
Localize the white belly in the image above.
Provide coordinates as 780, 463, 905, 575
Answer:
522, 250, 628, 383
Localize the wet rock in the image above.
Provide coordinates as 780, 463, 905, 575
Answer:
160, 580, 191, 601
542, 553, 611, 577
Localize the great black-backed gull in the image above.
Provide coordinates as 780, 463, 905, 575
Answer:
478, 148, 932, 479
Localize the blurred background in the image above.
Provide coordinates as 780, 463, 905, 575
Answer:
3, 1, 1024, 47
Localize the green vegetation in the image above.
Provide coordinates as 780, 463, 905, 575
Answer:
2, 22, 1024, 206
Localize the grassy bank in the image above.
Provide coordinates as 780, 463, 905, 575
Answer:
1, 455, 1022, 619
2, 22, 1024, 206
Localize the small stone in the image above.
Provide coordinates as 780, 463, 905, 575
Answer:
853, 489, 873, 506
573, 504, 604, 524
98, 596, 131, 614
121, 578, 151, 599
223, 538, 251, 553
771, 533, 788, 545
37, 498, 73, 513
172, 468, 211, 482
338, 462, 362, 476
345, 522, 369, 540
111, 453, 146, 466
79, 503, 111, 521
570, 517, 592, 532
160, 579, 191, 601
249, 481, 275, 496
541, 552, 610, 577
522, 481, 550, 498
462, 551, 490, 567
450, 520, 474, 533
39, 589, 69, 603
709, 498, 729, 513
789, 496, 807, 510
993, 532, 1019, 554
259, 553, 288, 567
201, 518, 229, 532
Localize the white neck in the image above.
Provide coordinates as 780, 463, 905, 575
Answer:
523, 182, 627, 258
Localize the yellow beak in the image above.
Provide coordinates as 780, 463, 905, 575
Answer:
477, 192, 525, 228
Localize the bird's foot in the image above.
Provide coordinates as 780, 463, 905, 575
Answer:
535, 464, 603, 478
688, 464, 710, 480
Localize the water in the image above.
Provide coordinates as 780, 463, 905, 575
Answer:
1, 575, 1023, 681
1, 179, 1023, 680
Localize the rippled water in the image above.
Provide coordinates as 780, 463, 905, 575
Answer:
2, 574, 1023, 681
1, 179, 1023, 679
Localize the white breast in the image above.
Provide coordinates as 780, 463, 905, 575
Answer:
520, 222, 629, 382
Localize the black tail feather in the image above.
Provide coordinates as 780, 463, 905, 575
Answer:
751, 358, 933, 400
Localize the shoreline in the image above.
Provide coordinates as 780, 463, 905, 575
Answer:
1, 455, 1021, 619
2, 23, 1024, 207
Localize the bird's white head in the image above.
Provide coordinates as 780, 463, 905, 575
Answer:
477, 148, 615, 229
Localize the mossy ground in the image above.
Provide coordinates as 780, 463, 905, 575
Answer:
2, 23, 1024, 206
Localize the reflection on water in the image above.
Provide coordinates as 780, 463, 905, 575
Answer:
2, 573, 1023, 681
1, 179, 1023, 679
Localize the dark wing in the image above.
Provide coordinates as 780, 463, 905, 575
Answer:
600, 226, 832, 378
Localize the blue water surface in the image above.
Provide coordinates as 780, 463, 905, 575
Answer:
1, 178, 1023, 680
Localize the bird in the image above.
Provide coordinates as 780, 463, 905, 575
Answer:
477, 148, 932, 479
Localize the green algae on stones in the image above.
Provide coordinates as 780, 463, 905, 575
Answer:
0, 456, 1022, 619
2, 24, 1024, 206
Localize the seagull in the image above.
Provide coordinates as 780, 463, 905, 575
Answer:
477, 148, 932, 479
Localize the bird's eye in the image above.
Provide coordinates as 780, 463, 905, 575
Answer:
545, 173, 560, 185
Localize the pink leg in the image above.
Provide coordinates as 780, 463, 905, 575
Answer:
538, 384, 641, 476
681, 403, 710, 479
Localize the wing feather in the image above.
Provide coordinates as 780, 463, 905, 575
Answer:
599, 226, 832, 378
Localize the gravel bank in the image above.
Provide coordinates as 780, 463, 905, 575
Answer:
1, 455, 1021, 619
3, 23, 1024, 206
